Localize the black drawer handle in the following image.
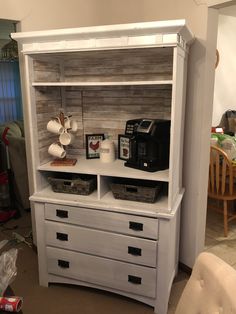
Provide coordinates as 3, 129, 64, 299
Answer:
64, 181, 72, 186
126, 186, 137, 193
56, 209, 68, 218
58, 259, 70, 268
129, 221, 143, 231
128, 246, 142, 256
128, 275, 142, 285
56, 232, 68, 241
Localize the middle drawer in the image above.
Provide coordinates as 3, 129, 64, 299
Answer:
45, 221, 157, 267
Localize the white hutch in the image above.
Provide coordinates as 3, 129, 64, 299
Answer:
12, 20, 193, 314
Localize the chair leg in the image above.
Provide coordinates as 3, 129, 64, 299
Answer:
223, 200, 228, 237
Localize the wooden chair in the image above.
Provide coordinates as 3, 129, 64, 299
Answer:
208, 145, 236, 237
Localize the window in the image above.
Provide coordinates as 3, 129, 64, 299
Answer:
0, 60, 22, 123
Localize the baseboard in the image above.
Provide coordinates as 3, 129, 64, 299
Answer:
178, 262, 192, 275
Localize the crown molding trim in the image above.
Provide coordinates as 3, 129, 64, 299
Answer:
207, 0, 236, 8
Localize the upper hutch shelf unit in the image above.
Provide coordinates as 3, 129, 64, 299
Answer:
13, 20, 194, 314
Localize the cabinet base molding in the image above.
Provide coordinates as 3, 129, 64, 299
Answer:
178, 262, 192, 275
47, 273, 156, 308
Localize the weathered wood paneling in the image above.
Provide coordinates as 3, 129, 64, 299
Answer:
35, 87, 63, 163
82, 85, 171, 143
33, 46, 173, 164
32, 47, 173, 83
33, 60, 61, 82
64, 48, 173, 82
35, 84, 172, 164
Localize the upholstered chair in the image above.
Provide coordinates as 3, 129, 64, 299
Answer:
175, 252, 236, 314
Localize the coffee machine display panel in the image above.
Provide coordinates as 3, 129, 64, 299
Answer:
125, 119, 142, 135
137, 119, 154, 134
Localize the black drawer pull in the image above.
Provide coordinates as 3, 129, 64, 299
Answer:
56, 232, 68, 241
64, 181, 71, 186
128, 275, 142, 285
129, 221, 143, 231
56, 209, 68, 218
58, 259, 70, 268
126, 186, 137, 193
128, 246, 142, 256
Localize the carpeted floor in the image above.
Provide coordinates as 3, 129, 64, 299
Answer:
0, 211, 189, 314
0, 202, 233, 313
205, 207, 236, 269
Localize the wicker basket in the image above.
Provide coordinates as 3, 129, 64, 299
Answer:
110, 178, 162, 203
48, 174, 97, 195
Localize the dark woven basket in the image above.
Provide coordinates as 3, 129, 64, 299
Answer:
48, 174, 97, 195
110, 178, 162, 203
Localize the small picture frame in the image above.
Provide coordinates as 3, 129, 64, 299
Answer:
86, 134, 105, 159
118, 134, 131, 160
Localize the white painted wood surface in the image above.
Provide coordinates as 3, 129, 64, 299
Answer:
11, 19, 194, 53
32, 80, 173, 86
47, 246, 156, 298
168, 46, 188, 208
45, 221, 157, 267
45, 203, 159, 239
48, 273, 156, 307
38, 157, 169, 181
34, 202, 48, 287
14, 20, 193, 314
30, 187, 169, 216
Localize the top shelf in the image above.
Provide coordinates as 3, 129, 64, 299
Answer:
32, 80, 173, 87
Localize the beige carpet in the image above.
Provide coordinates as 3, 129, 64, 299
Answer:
0, 212, 189, 314
205, 207, 236, 269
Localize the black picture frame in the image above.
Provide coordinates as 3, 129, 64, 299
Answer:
86, 134, 105, 159
118, 134, 131, 160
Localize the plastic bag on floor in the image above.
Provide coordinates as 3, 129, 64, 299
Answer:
0, 248, 18, 296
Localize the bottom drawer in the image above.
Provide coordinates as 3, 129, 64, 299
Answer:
47, 246, 156, 298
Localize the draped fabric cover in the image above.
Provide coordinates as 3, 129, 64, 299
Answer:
0, 61, 22, 123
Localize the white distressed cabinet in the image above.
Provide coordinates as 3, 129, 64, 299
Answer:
13, 20, 193, 314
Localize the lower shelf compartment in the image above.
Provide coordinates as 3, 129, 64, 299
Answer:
47, 246, 156, 298
30, 186, 169, 216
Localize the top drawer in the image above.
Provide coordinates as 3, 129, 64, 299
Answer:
45, 203, 158, 240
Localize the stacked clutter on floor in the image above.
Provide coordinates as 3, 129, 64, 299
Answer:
0, 121, 30, 213
0, 172, 16, 222
0, 244, 23, 312
0, 128, 17, 223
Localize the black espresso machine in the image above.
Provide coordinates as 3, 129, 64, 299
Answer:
124, 119, 171, 172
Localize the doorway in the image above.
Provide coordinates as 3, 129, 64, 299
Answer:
0, 19, 22, 123
0, 19, 28, 215
204, 3, 236, 269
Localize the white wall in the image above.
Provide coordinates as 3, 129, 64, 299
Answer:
0, 0, 207, 32
212, 5, 236, 126
0, 0, 218, 268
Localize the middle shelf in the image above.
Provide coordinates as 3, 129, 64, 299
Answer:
30, 185, 169, 217
38, 157, 169, 182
